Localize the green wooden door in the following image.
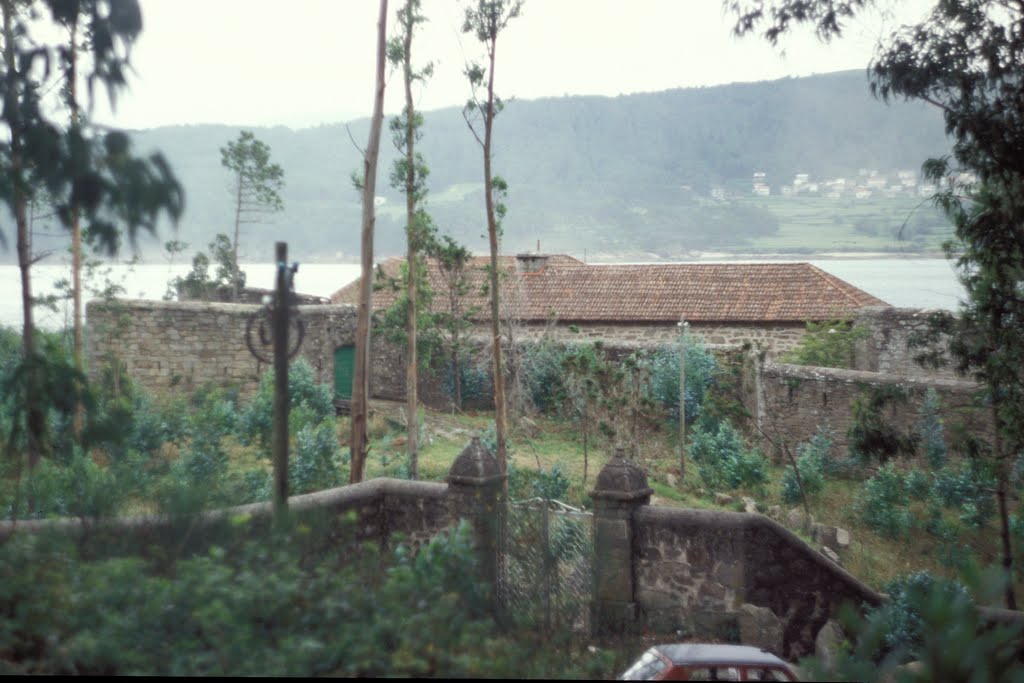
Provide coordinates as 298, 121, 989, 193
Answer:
334, 346, 355, 399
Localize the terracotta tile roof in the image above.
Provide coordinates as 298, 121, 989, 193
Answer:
329, 255, 889, 323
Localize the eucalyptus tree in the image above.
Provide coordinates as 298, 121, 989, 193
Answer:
220, 130, 284, 302
729, 0, 1024, 610
461, 0, 523, 480
387, 0, 434, 480
0, 0, 183, 467
349, 0, 389, 484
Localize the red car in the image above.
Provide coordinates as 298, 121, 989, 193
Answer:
619, 643, 799, 681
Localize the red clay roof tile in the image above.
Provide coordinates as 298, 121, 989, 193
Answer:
329, 255, 889, 323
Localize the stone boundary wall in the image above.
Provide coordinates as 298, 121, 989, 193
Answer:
493, 321, 806, 355
0, 478, 451, 560
854, 307, 958, 380
633, 507, 882, 659
86, 299, 806, 406
86, 300, 357, 400
749, 361, 992, 457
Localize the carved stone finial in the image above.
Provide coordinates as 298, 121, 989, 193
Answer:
591, 450, 654, 502
447, 436, 505, 485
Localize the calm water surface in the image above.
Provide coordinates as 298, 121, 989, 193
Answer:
0, 258, 963, 331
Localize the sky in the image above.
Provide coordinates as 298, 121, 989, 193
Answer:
88, 0, 937, 130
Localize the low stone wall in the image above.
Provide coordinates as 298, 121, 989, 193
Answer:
0, 478, 451, 561
502, 321, 806, 355
0, 439, 505, 571
854, 307, 958, 380
634, 507, 881, 659
86, 300, 357, 400
748, 361, 991, 457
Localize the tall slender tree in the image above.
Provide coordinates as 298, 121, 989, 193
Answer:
0, 0, 183, 467
220, 130, 284, 302
349, 0, 389, 484
387, 0, 434, 480
461, 0, 523, 480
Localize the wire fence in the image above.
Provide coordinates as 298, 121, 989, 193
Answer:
498, 497, 593, 635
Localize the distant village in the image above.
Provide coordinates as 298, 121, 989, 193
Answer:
709, 168, 979, 201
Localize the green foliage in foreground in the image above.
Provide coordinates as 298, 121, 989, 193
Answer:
0, 521, 612, 677
799, 569, 1024, 682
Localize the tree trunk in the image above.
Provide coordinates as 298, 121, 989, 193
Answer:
349, 0, 388, 484
69, 15, 84, 439
4, 2, 44, 470
992, 399, 1017, 610
232, 173, 243, 302
403, 13, 418, 480
483, 32, 509, 481
452, 347, 462, 411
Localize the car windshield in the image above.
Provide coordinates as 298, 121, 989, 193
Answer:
620, 650, 668, 680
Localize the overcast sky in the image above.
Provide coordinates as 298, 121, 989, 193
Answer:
89, 0, 937, 131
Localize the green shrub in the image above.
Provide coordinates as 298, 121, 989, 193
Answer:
800, 568, 1022, 682
508, 461, 570, 501
932, 463, 995, 528
905, 469, 931, 500
781, 428, 832, 504
644, 341, 718, 425
0, 522, 611, 677
237, 359, 334, 455
290, 420, 343, 495
918, 388, 948, 469
857, 462, 912, 538
690, 419, 768, 491
9, 450, 122, 520
780, 318, 870, 369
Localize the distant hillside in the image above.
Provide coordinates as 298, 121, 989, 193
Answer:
26, 69, 954, 264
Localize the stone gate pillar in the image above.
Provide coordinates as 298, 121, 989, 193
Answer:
590, 448, 653, 636
446, 437, 507, 600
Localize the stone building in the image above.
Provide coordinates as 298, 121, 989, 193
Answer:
330, 253, 889, 354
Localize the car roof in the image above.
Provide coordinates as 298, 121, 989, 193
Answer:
653, 644, 790, 668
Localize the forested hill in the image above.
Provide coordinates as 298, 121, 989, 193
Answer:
60, 69, 954, 262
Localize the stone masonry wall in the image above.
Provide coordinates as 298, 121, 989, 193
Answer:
86, 300, 357, 400
854, 307, 959, 380
502, 321, 807, 355
749, 361, 992, 457
633, 507, 881, 660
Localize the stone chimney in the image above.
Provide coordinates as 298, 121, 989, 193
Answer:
515, 252, 549, 273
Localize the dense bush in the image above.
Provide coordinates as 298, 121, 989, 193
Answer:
856, 462, 912, 538
781, 427, 832, 504
0, 522, 612, 677
800, 568, 1023, 681
441, 358, 490, 406
290, 421, 343, 495
918, 388, 947, 469
508, 461, 570, 502
932, 463, 996, 529
12, 449, 121, 520
690, 419, 768, 491
237, 359, 334, 455
779, 319, 870, 369
645, 341, 718, 425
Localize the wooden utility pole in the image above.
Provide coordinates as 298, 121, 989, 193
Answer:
272, 241, 290, 522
